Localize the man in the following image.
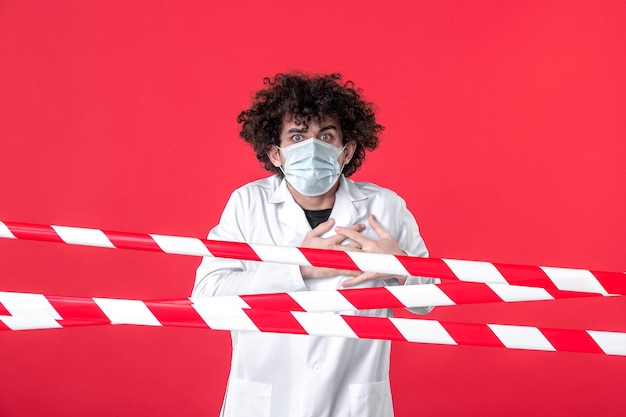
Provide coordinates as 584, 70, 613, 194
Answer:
192, 73, 435, 417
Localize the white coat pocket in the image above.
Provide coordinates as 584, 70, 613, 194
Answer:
223, 377, 272, 417
349, 380, 393, 417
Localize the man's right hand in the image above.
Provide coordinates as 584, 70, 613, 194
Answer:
299, 218, 364, 279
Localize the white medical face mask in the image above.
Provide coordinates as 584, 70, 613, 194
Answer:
278, 138, 345, 197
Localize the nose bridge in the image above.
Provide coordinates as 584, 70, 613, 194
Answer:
292, 138, 332, 159
303, 127, 320, 141
305, 119, 323, 139
308, 138, 324, 155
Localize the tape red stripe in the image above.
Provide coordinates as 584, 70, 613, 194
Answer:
540, 328, 605, 354
440, 283, 502, 305
146, 301, 209, 328
0, 301, 10, 316
299, 247, 359, 270
104, 231, 163, 252
545, 288, 599, 299
0, 320, 10, 331
441, 322, 505, 348
494, 263, 558, 290
5, 222, 64, 243
339, 287, 404, 310
396, 257, 456, 280
590, 270, 626, 295
343, 315, 407, 341
241, 293, 305, 312
57, 320, 109, 328
203, 240, 262, 262
47, 296, 110, 322
244, 309, 308, 335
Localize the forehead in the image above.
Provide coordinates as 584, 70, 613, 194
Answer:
281, 114, 341, 131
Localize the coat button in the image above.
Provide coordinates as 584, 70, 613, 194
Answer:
312, 362, 321, 374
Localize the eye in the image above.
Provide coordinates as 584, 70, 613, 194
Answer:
292, 134, 304, 142
319, 133, 332, 141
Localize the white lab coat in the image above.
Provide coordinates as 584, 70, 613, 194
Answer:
193, 175, 434, 417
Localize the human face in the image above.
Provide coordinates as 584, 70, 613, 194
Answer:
268, 116, 355, 168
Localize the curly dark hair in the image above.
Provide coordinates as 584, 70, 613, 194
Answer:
236, 72, 384, 177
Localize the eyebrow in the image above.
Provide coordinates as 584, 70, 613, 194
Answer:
285, 124, 339, 134
319, 124, 339, 132
286, 127, 308, 133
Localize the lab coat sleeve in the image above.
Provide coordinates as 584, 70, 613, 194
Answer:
390, 194, 439, 314
192, 190, 308, 298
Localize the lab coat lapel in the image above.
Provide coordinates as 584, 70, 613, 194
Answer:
269, 175, 369, 241
269, 177, 311, 244
327, 176, 368, 233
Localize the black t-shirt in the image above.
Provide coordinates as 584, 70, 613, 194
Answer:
303, 208, 333, 229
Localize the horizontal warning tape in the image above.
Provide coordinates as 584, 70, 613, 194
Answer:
1, 220, 624, 295
0, 291, 624, 356
0, 282, 610, 321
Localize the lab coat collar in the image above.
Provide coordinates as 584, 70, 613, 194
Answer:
268, 175, 290, 205
330, 175, 369, 228
268, 175, 369, 234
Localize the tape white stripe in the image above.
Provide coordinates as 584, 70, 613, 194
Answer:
488, 324, 556, 351
540, 266, 609, 295
347, 252, 410, 275
443, 259, 508, 284
293, 312, 358, 338
0, 291, 62, 319
248, 243, 312, 267
0, 315, 62, 330
390, 318, 457, 345
51, 225, 116, 248
150, 235, 212, 256
192, 304, 258, 331
289, 291, 356, 313
93, 298, 161, 326
190, 295, 251, 310
587, 331, 626, 356
0, 221, 16, 239
487, 283, 555, 302
387, 284, 456, 307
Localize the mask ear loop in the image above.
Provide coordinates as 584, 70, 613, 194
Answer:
276, 145, 287, 178
275, 145, 287, 177
338, 145, 347, 174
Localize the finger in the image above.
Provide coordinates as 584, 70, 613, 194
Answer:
339, 241, 362, 250
341, 272, 377, 287
309, 218, 335, 237
307, 267, 361, 279
327, 242, 362, 252
348, 223, 367, 232
327, 224, 365, 245
334, 225, 369, 245
368, 214, 392, 239
339, 269, 362, 277
334, 222, 365, 233
326, 232, 354, 246
314, 222, 364, 246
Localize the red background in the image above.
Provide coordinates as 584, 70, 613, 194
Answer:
1, 1, 625, 416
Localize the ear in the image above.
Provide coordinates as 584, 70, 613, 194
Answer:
342, 141, 357, 164
267, 145, 283, 167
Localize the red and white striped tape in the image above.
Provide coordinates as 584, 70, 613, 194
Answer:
1, 220, 624, 295
195, 283, 604, 311
0, 282, 606, 318
1, 291, 624, 356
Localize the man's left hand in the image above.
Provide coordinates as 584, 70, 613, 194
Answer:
331, 214, 407, 287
